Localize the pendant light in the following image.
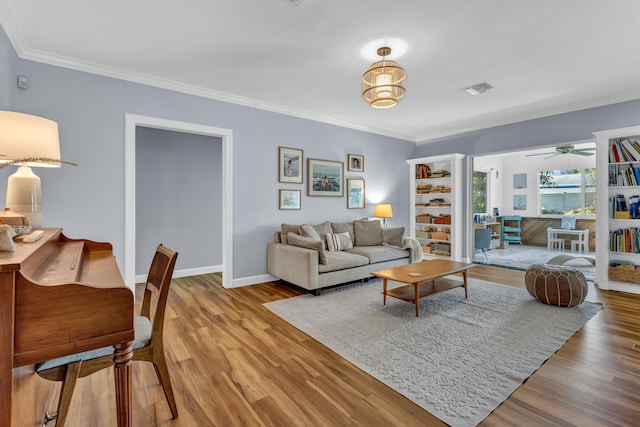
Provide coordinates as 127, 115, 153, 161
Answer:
362, 47, 406, 109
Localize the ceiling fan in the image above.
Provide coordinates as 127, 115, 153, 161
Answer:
526, 145, 595, 159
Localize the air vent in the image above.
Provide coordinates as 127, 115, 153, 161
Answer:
463, 82, 493, 95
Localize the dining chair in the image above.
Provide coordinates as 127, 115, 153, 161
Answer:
474, 228, 492, 260
36, 244, 179, 426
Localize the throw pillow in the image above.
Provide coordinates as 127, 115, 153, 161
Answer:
331, 221, 355, 243
325, 232, 353, 252
287, 232, 328, 265
280, 223, 300, 245
312, 221, 332, 248
300, 224, 321, 241
354, 218, 383, 246
382, 227, 405, 247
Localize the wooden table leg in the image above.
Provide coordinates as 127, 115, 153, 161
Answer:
113, 341, 133, 427
383, 278, 388, 305
414, 282, 419, 317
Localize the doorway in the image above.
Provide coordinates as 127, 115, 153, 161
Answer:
124, 114, 233, 289
469, 141, 597, 279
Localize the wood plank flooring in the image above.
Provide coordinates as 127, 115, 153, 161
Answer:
44, 265, 640, 426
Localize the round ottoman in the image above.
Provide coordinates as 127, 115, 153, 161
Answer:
524, 264, 588, 307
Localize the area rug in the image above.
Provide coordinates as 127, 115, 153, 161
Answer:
473, 245, 596, 281
264, 279, 601, 427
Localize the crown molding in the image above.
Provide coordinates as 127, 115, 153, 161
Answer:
1, 18, 416, 143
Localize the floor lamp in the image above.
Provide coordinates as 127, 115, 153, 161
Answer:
0, 111, 61, 228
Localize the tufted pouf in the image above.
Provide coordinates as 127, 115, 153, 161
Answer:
524, 264, 588, 307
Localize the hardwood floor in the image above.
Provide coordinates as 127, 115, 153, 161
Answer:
48, 265, 640, 426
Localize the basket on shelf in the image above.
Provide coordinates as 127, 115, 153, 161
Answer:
433, 243, 451, 255
416, 230, 430, 239
432, 215, 451, 225
431, 231, 450, 241
608, 266, 640, 284
416, 214, 432, 223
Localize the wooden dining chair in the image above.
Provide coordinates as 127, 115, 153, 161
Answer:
36, 244, 179, 426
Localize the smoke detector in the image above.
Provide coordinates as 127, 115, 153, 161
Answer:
463, 82, 493, 95
282, 0, 303, 5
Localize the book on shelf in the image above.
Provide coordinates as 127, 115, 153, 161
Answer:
616, 194, 628, 211
620, 139, 640, 161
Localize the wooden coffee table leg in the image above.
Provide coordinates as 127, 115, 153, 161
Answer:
383, 278, 388, 305
414, 282, 419, 317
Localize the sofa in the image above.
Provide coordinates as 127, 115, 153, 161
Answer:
267, 218, 422, 294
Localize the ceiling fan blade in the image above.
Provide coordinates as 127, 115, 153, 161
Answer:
544, 152, 562, 159
526, 152, 555, 157
572, 150, 595, 156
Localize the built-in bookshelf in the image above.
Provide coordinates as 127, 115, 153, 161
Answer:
408, 154, 463, 261
595, 126, 640, 294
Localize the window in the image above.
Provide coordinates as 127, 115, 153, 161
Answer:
473, 170, 488, 213
539, 168, 596, 216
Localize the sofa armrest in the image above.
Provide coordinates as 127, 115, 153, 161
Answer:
267, 242, 319, 289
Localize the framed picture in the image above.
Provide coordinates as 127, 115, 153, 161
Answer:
347, 178, 365, 209
514, 195, 527, 210
347, 154, 364, 172
493, 207, 500, 217
513, 173, 527, 189
307, 158, 344, 196
278, 147, 303, 183
279, 189, 301, 210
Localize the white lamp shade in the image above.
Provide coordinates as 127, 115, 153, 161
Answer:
0, 111, 61, 167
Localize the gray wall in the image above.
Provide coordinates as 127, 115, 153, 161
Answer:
412, 99, 640, 158
136, 127, 222, 275
0, 25, 18, 109
0, 25, 415, 284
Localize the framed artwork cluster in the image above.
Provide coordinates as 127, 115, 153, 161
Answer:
277, 147, 366, 209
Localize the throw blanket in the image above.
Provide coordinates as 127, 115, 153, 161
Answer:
403, 236, 423, 263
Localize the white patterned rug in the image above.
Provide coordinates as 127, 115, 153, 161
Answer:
264, 279, 601, 427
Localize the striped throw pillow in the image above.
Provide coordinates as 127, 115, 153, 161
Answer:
326, 232, 353, 252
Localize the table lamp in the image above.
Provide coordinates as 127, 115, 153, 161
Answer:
374, 203, 393, 228
0, 111, 61, 228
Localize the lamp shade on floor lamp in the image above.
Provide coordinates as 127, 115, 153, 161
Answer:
0, 111, 61, 227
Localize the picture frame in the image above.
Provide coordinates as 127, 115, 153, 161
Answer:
347, 178, 365, 209
493, 207, 500, 217
514, 195, 527, 210
307, 158, 344, 196
347, 154, 364, 172
513, 173, 527, 189
278, 146, 303, 183
279, 189, 301, 210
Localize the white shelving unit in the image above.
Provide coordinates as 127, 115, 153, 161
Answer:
408, 154, 464, 261
595, 125, 640, 294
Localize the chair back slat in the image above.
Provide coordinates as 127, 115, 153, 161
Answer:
140, 245, 178, 341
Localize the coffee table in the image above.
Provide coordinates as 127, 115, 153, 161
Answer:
371, 259, 475, 316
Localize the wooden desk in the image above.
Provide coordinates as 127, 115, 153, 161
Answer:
372, 259, 475, 316
0, 228, 134, 427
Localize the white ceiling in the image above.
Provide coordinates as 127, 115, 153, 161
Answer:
1, 0, 639, 142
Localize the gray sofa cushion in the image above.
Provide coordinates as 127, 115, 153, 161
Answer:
300, 224, 321, 241
281, 224, 301, 245
346, 245, 409, 264
318, 251, 369, 273
331, 221, 355, 243
382, 227, 405, 247
354, 218, 383, 246
288, 233, 328, 265
312, 221, 332, 247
